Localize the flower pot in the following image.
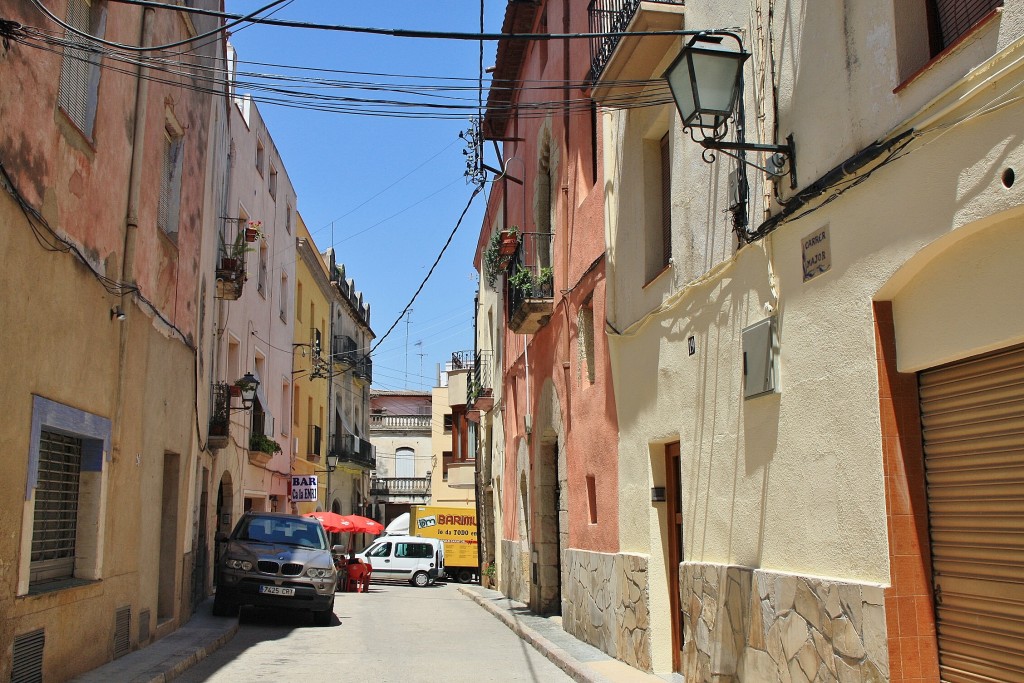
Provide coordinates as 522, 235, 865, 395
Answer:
498, 232, 518, 256
245, 228, 259, 242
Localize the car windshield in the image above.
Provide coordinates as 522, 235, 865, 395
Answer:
236, 516, 326, 549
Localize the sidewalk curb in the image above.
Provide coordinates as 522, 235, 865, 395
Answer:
457, 586, 615, 683
70, 602, 239, 683
136, 623, 238, 683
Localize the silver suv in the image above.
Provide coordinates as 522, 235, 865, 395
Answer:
214, 512, 337, 625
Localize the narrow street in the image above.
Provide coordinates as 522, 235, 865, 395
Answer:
175, 581, 575, 683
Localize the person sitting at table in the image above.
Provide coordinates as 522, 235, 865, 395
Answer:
346, 553, 368, 593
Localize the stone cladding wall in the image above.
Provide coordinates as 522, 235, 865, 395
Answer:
500, 538, 531, 603
682, 562, 889, 682
563, 549, 653, 671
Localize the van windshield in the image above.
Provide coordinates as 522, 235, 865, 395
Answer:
366, 542, 392, 558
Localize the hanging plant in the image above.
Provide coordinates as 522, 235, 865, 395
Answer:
482, 226, 519, 289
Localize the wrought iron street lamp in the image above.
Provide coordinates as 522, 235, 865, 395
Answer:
665, 33, 796, 188
235, 372, 259, 410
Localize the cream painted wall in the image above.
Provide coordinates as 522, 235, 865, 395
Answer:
605, 0, 1024, 589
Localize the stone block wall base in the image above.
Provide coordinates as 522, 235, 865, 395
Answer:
564, 549, 653, 672
682, 562, 889, 682
500, 539, 531, 604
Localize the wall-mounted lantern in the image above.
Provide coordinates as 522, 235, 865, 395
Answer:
665, 33, 796, 188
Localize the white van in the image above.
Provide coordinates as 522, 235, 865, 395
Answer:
357, 535, 444, 587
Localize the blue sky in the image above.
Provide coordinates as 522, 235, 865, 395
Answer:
226, 2, 507, 391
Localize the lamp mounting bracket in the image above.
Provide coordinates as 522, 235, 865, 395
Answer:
699, 134, 797, 189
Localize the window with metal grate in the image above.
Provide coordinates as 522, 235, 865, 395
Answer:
30, 431, 82, 584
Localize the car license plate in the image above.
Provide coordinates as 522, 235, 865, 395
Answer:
259, 585, 295, 596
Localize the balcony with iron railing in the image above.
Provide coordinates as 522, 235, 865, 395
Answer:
587, 0, 685, 99
355, 355, 373, 383
448, 351, 473, 407
215, 219, 252, 300
369, 413, 432, 431
333, 334, 358, 367
208, 382, 231, 449
468, 350, 494, 411
332, 433, 376, 469
369, 476, 431, 498
307, 424, 322, 462
507, 231, 555, 334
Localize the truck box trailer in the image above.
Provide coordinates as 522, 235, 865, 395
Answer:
409, 505, 478, 582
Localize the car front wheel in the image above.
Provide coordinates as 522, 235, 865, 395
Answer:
411, 571, 430, 587
212, 591, 238, 618
313, 608, 332, 626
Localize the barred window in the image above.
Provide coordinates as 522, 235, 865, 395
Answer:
31, 431, 82, 584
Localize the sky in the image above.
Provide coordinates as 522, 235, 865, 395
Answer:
226, 2, 508, 392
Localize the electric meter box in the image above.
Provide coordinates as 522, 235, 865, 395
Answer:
742, 317, 779, 399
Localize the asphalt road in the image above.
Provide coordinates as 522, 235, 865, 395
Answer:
175, 580, 575, 683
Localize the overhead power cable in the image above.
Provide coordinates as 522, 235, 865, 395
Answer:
28, 0, 289, 52
104, 0, 732, 43
370, 186, 483, 355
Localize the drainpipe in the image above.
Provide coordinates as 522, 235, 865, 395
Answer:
112, 7, 154, 453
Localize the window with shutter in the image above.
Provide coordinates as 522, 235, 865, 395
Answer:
57, 0, 106, 138
896, 0, 1003, 82
158, 120, 184, 237
929, 0, 1002, 52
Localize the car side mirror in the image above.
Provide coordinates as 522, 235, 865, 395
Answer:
216, 531, 229, 543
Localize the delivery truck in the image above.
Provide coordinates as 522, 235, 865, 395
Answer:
409, 505, 478, 583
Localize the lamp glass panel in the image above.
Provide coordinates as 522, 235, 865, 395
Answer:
691, 50, 745, 115
665, 53, 697, 123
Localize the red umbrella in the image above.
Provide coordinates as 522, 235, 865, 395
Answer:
336, 514, 385, 535
303, 511, 354, 533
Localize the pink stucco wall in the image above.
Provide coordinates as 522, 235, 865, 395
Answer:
483, 0, 619, 554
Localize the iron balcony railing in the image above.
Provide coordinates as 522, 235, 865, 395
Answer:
332, 433, 376, 469
307, 424, 322, 459
333, 334, 357, 367
209, 382, 231, 446
369, 413, 432, 431
451, 350, 475, 369
507, 231, 555, 320
587, 0, 683, 80
369, 477, 431, 497
355, 355, 373, 383
469, 350, 493, 406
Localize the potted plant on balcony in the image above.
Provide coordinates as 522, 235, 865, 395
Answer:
249, 433, 282, 455
508, 265, 553, 298
244, 220, 264, 242
497, 226, 519, 256
219, 229, 255, 278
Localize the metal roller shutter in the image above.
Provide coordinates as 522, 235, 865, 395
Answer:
919, 343, 1024, 683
